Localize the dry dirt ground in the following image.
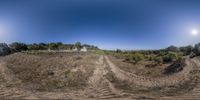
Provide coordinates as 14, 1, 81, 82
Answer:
0, 52, 200, 99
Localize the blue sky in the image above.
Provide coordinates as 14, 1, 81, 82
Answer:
0, 0, 200, 50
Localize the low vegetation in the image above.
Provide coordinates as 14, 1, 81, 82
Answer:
0, 42, 99, 56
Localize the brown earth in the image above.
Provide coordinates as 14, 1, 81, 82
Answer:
0, 52, 200, 99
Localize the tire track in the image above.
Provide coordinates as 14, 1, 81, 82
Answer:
85, 56, 124, 99
104, 56, 194, 87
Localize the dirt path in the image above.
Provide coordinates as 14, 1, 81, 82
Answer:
84, 55, 126, 99
104, 56, 195, 87
161, 58, 200, 100
0, 55, 131, 99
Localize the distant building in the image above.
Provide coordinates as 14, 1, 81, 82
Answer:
81, 46, 88, 52
72, 47, 78, 51
73, 46, 88, 52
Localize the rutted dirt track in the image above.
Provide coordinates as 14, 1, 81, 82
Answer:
0, 54, 200, 99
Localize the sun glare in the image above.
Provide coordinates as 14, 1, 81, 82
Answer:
191, 29, 199, 36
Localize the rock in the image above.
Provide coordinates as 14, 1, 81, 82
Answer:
0, 43, 11, 56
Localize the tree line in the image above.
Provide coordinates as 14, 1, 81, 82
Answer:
0, 42, 99, 56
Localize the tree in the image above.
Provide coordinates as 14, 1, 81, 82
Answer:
194, 43, 200, 56
75, 42, 81, 52
48, 43, 58, 50
180, 45, 193, 56
9, 42, 27, 52
0, 43, 11, 56
116, 49, 122, 53
38, 43, 48, 50
166, 45, 179, 52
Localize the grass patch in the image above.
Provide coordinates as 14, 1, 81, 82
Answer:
94, 50, 105, 55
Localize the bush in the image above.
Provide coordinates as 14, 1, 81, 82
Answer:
131, 53, 145, 63
154, 56, 163, 65
162, 52, 181, 63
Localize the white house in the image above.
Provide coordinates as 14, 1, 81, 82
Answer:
81, 46, 87, 52
73, 46, 88, 52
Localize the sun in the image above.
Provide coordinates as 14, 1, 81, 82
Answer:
191, 29, 199, 36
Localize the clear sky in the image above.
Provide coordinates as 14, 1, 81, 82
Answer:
0, 0, 200, 50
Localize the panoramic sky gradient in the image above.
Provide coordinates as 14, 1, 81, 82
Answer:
0, 0, 200, 50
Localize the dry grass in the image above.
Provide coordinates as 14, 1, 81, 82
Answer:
108, 56, 171, 78
2, 52, 98, 92
105, 55, 200, 97
0, 52, 200, 99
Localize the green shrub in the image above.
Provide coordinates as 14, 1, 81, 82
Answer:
154, 56, 163, 65
131, 53, 145, 63
162, 52, 179, 63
